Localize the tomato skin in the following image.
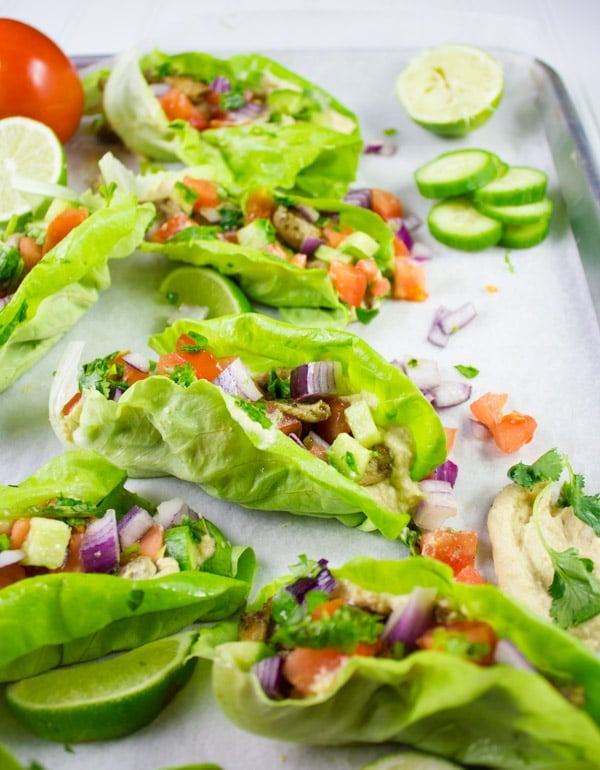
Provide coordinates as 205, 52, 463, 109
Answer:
0, 19, 84, 142
43, 207, 88, 254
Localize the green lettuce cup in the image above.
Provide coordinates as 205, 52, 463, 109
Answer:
84, 48, 362, 198
0, 193, 154, 392
211, 556, 600, 770
49, 314, 446, 540
0, 450, 254, 682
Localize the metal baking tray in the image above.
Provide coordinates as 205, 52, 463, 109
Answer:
1, 47, 599, 770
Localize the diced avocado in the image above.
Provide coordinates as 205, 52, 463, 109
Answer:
338, 231, 379, 260
164, 525, 200, 571
21, 517, 71, 570
237, 219, 277, 249
314, 244, 352, 264
171, 180, 199, 215
344, 399, 382, 448
327, 433, 374, 482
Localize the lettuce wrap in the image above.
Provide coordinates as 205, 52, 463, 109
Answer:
84, 49, 362, 197
49, 314, 447, 540
0, 194, 154, 392
0, 450, 254, 682
211, 556, 600, 770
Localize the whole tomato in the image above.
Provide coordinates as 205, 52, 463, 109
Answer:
0, 18, 84, 142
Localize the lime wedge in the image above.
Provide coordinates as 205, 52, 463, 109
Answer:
361, 751, 463, 769
396, 44, 504, 136
5, 631, 197, 743
160, 266, 253, 317
0, 116, 66, 221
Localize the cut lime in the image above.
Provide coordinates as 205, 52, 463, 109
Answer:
396, 44, 504, 136
0, 116, 66, 222
361, 751, 463, 769
5, 631, 197, 743
160, 266, 253, 317
415, 149, 499, 199
427, 197, 503, 250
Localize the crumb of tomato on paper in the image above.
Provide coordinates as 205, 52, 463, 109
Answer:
470, 392, 537, 453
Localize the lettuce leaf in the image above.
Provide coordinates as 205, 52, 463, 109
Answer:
96, 49, 362, 197
0, 195, 154, 392
0, 450, 254, 682
212, 557, 600, 769
51, 315, 446, 540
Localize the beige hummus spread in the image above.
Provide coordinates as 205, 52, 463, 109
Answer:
488, 483, 600, 653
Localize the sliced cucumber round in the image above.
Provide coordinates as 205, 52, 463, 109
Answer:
427, 197, 503, 250
473, 165, 548, 205
499, 218, 551, 249
474, 196, 553, 225
415, 149, 499, 199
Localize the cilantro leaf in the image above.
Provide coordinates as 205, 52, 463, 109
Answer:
266, 369, 290, 399
356, 307, 380, 325
454, 364, 479, 379
79, 352, 123, 397
558, 473, 600, 536
547, 546, 600, 628
178, 331, 209, 352
168, 362, 197, 387
508, 448, 564, 489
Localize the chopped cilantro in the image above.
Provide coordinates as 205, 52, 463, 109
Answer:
235, 398, 271, 428
169, 362, 197, 387
454, 364, 479, 379
218, 206, 244, 232
383, 127, 398, 136
220, 85, 246, 111
547, 547, 600, 628
266, 369, 290, 399
559, 470, 600, 536
356, 307, 380, 324
428, 626, 491, 662
508, 448, 564, 488
79, 352, 124, 397
179, 331, 209, 352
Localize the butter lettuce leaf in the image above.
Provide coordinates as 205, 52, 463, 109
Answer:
51, 315, 446, 540
212, 557, 600, 770
95, 49, 362, 197
0, 195, 154, 393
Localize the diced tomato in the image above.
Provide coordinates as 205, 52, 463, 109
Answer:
158, 88, 208, 130
416, 620, 497, 666
138, 524, 164, 560
266, 403, 302, 436
10, 518, 31, 549
393, 236, 411, 257
444, 426, 457, 452
454, 564, 485, 585
329, 260, 367, 307
182, 177, 220, 210
151, 212, 196, 243
18, 235, 43, 271
355, 259, 379, 282
113, 353, 150, 387
420, 529, 479, 577
311, 597, 345, 621
0, 563, 26, 588
371, 188, 403, 221
290, 253, 307, 268
469, 393, 537, 453
245, 189, 277, 222
323, 223, 354, 248
283, 647, 349, 695
57, 529, 85, 573
370, 276, 392, 298
392, 257, 428, 302
43, 207, 88, 254
314, 397, 351, 444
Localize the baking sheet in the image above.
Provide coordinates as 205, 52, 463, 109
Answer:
1, 46, 600, 770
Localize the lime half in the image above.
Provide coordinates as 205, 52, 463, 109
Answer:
5, 631, 197, 743
396, 44, 504, 136
160, 266, 253, 318
0, 116, 66, 221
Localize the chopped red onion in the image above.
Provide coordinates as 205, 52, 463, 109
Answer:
306, 430, 330, 449
117, 505, 154, 549
121, 352, 150, 373
289, 432, 304, 447
469, 418, 491, 441
286, 559, 337, 603
209, 75, 231, 93
253, 655, 286, 698
343, 188, 372, 209
155, 497, 196, 528
225, 101, 263, 121
427, 306, 451, 348
430, 381, 472, 409
363, 138, 397, 156
110, 387, 126, 402
494, 639, 535, 671
414, 480, 458, 531
0, 548, 24, 568
293, 204, 320, 223
383, 586, 437, 647
431, 459, 458, 487
395, 223, 414, 251
402, 212, 422, 232
289, 361, 339, 401
299, 236, 325, 257
213, 358, 263, 402
409, 240, 433, 260
400, 357, 441, 391
81, 509, 120, 573
439, 302, 478, 335
149, 82, 171, 97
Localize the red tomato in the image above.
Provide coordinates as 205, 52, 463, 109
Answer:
314, 397, 351, 444
245, 189, 277, 222
329, 260, 367, 307
151, 212, 196, 243
416, 620, 497, 666
42, 207, 88, 254
322, 223, 354, 248
113, 354, 150, 387
158, 88, 208, 130
420, 529, 479, 577
283, 647, 348, 695
371, 188, 403, 221
392, 257, 428, 302
158, 335, 226, 382
0, 19, 84, 142
182, 177, 221, 210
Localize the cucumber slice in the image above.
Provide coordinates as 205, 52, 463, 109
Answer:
427, 197, 502, 250
473, 165, 548, 205
415, 149, 498, 199
474, 196, 553, 225
499, 218, 551, 249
